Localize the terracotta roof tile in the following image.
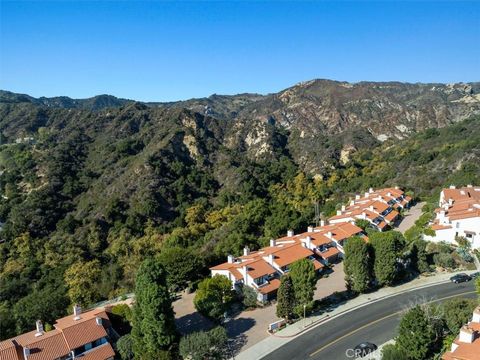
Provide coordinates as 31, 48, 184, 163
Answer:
258, 279, 281, 295
77, 342, 115, 360
245, 259, 277, 279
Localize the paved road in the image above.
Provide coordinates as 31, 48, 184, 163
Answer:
262, 281, 476, 360
397, 201, 426, 234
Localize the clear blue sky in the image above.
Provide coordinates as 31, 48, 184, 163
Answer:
1, 1, 479, 102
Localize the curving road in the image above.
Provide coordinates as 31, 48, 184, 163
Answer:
261, 281, 476, 360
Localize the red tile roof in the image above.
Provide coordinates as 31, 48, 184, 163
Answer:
78, 343, 115, 360
258, 279, 281, 295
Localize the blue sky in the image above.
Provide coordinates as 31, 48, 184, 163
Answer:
1, 1, 479, 102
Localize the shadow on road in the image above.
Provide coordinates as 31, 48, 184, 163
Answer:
175, 311, 214, 335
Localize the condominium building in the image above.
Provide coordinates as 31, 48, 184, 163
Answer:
425, 185, 480, 249
210, 222, 364, 302
328, 187, 411, 231
0, 306, 115, 360
443, 306, 480, 360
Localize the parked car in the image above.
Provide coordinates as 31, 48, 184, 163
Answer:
470, 272, 480, 279
353, 342, 377, 357
450, 273, 472, 283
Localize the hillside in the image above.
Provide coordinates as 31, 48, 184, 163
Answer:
0, 80, 480, 339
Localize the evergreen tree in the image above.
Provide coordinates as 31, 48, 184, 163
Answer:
131, 258, 177, 360
289, 258, 317, 316
370, 231, 405, 286
396, 306, 435, 360
276, 275, 295, 320
344, 236, 373, 293
179, 326, 228, 360
194, 275, 234, 322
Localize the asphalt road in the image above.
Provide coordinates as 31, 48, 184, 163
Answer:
262, 281, 476, 360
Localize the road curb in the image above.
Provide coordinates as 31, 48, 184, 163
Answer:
269, 272, 472, 339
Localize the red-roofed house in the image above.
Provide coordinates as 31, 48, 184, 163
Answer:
0, 306, 115, 360
425, 185, 480, 249
328, 187, 410, 231
442, 305, 480, 360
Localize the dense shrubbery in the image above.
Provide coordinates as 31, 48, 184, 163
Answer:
1, 108, 479, 339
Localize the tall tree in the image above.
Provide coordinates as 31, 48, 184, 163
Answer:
344, 236, 373, 293
396, 306, 435, 360
276, 275, 296, 320
157, 247, 203, 291
194, 275, 234, 322
64, 259, 101, 306
131, 258, 177, 360
370, 231, 405, 286
289, 258, 317, 316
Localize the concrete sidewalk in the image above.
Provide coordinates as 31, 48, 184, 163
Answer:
235, 269, 477, 360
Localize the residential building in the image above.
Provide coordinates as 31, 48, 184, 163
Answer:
443, 306, 480, 360
0, 305, 116, 360
425, 185, 480, 249
210, 222, 364, 302
328, 187, 411, 231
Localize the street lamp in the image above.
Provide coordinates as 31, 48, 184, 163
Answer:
303, 304, 307, 328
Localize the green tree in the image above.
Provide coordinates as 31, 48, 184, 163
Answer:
194, 275, 234, 322
131, 258, 177, 359
344, 236, 373, 293
370, 231, 405, 286
241, 284, 258, 308
117, 334, 134, 360
157, 247, 203, 291
441, 298, 477, 334
396, 306, 435, 360
179, 326, 228, 360
276, 275, 296, 320
411, 240, 430, 273
289, 258, 317, 316
64, 259, 101, 306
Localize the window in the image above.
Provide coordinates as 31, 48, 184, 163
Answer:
85, 343, 92, 351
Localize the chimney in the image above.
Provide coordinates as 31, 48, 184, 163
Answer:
270, 239, 276, 247
35, 320, 44, 337
369, 205, 374, 212
467, 184, 473, 188
440, 210, 446, 218
227, 255, 234, 264
307, 226, 314, 233
336, 210, 342, 216
448, 198, 454, 206
369, 188, 374, 193
305, 236, 312, 249
73, 304, 82, 321
387, 192, 391, 197
341, 205, 346, 211
350, 200, 355, 206
287, 230, 294, 237
268, 254, 274, 265
95, 316, 103, 326
364, 192, 369, 198
326, 231, 333, 239
394, 186, 399, 190
320, 220, 325, 227
361, 212, 367, 219
449, 185, 456, 189
243, 246, 250, 256
459, 325, 475, 343
23, 348, 30, 358
472, 306, 480, 323
355, 194, 360, 200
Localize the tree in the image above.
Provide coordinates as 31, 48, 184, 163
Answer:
344, 236, 373, 293
396, 306, 435, 360
131, 258, 177, 359
117, 334, 134, 360
194, 275, 234, 322
179, 326, 228, 360
157, 247, 203, 291
241, 284, 258, 308
64, 259, 101, 306
410, 240, 430, 273
441, 298, 477, 334
276, 275, 296, 320
370, 231, 405, 286
289, 258, 317, 316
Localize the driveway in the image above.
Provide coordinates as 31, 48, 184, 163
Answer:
171, 263, 347, 355
396, 201, 426, 234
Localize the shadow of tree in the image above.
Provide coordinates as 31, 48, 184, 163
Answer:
175, 311, 215, 335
